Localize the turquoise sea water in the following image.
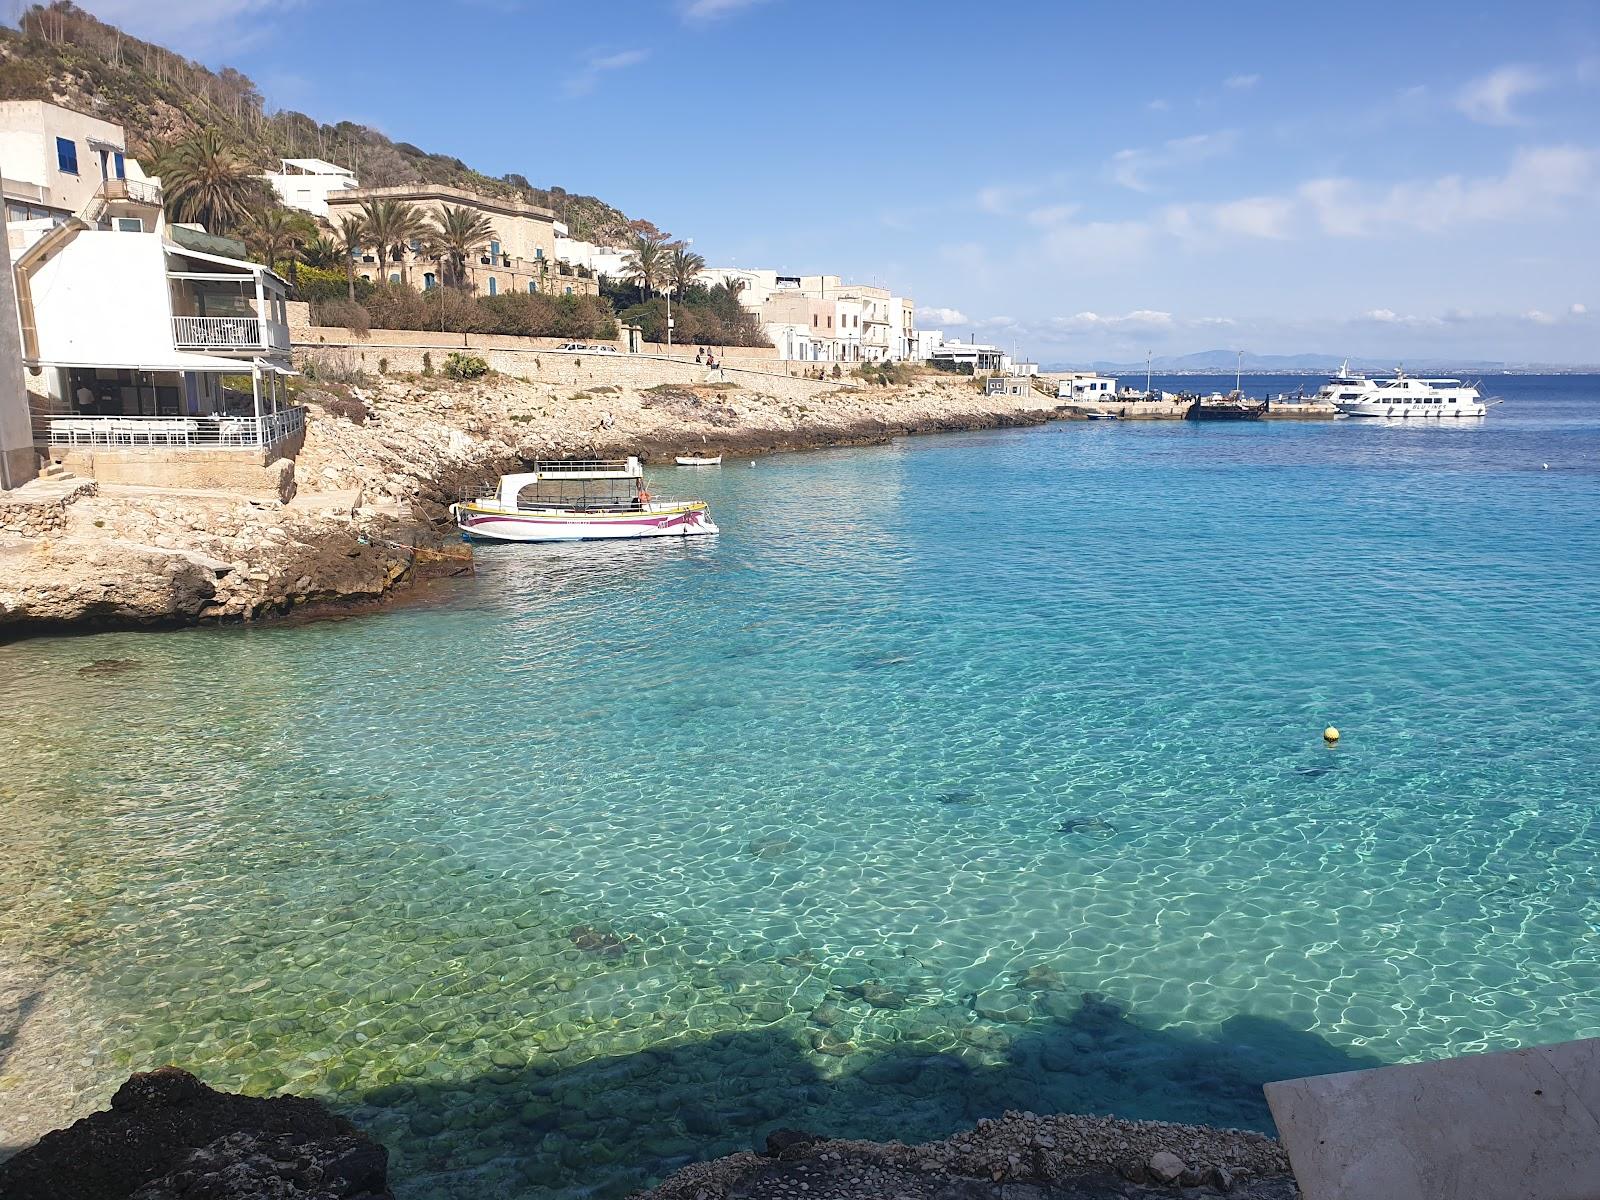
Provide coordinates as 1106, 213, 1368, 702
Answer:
3, 374, 1598, 1196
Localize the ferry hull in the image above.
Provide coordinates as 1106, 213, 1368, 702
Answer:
451, 503, 718, 543
1335, 401, 1487, 418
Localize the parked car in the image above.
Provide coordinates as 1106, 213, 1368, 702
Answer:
588, 345, 618, 354
556, 342, 588, 351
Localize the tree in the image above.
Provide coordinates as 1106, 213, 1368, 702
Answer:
300, 234, 346, 270
428, 204, 496, 289
624, 232, 669, 296
668, 244, 706, 298
156, 129, 259, 234
334, 214, 365, 302
358, 198, 429, 287
241, 206, 299, 273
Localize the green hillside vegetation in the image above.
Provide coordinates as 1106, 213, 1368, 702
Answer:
0, 1, 634, 243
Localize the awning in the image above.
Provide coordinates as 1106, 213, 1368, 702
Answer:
27, 351, 258, 373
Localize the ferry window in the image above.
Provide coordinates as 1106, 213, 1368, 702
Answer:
56, 137, 78, 174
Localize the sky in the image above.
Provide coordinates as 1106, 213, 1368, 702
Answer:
48, 0, 1600, 364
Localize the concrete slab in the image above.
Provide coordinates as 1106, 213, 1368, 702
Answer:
1265, 1038, 1600, 1200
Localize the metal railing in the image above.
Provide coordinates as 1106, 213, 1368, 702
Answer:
530, 458, 634, 473
97, 177, 162, 206
172, 315, 290, 350
35, 407, 305, 451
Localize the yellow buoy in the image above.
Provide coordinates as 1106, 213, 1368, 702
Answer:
1323, 726, 1340, 744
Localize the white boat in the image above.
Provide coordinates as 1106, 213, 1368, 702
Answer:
1314, 362, 1493, 418
450, 458, 718, 543
675, 454, 722, 466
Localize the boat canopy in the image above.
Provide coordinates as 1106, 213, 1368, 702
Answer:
497, 458, 641, 507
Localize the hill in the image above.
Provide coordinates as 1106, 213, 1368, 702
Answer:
0, 1, 641, 244
1045, 351, 1512, 375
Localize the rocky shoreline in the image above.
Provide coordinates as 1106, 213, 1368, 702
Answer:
0, 1068, 1296, 1200
0, 369, 1059, 641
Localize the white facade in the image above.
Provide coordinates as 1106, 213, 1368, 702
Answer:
1055, 372, 1118, 400
1, 99, 153, 224
929, 341, 1009, 374
552, 224, 630, 280
265, 157, 359, 218
0, 222, 33, 487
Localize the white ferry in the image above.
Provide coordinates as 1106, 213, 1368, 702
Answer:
1315, 363, 1493, 418
450, 458, 718, 543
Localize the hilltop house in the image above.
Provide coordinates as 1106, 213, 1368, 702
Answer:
698, 266, 919, 363
326, 184, 599, 298
265, 157, 360, 218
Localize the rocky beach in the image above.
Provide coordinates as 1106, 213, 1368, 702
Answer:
0, 366, 1057, 638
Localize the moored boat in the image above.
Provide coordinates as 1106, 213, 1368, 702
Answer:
1313, 362, 1493, 417
1184, 392, 1266, 421
675, 454, 722, 466
450, 458, 718, 543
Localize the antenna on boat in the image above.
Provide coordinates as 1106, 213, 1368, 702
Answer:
1235, 349, 1244, 397
1146, 350, 1153, 399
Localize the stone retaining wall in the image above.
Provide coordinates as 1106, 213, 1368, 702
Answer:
0, 478, 97, 537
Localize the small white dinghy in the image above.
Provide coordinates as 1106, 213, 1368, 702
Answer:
675, 454, 722, 466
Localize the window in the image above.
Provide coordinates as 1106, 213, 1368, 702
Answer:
529, 281, 537, 294
489, 239, 501, 259
423, 273, 436, 290
565, 286, 573, 295
488, 277, 497, 296
409, 238, 421, 252
534, 247, 544, 259
56, 137, 78, 175
113, 151, 125, 180
389, 272, 400, 283
115, 217, 144, 232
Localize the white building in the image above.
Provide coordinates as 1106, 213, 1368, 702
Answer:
1055, 372, 1118, 400
1, 99, 156, 226
12, 216, 301, 485
929, 340, 1009, 374
0, 218, 32, 488
264, 158, 359, 218
551, 223, 630, 281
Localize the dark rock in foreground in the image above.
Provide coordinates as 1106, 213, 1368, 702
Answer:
634, 1110, 1296, 1199
0, 1067, 392, 1200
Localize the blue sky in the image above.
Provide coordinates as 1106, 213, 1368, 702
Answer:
67, 0, 1600, 363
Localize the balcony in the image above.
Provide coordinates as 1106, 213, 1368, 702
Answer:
172, 315, 290, 352
97, 177, 162, 206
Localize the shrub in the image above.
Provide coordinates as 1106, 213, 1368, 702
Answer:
311, 389, 368, 424
301, 349, 371, 385
422, 351, 433, 376
313, 298, 370, 337
295, 265, 371, 304
443, 352, 490, 380
377, 356, 388, 375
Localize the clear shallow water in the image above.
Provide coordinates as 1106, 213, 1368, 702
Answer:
3, 374, 1599, 1196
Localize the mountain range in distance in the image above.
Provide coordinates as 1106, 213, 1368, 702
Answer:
1036, 350, 1592, 374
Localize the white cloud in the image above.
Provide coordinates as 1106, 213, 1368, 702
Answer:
563, 48, 650, 97
920, 307, 969, 326
1224, 73, 1260, 90
1572, 303, 1589, 316
1524, 309, 1555, 324
682, 0, 771, 21
1299, 145, 1598, 236
1208, 195, 1295, 239
1109, 131, 1236, 192
1052, 310, 1176, 334
1146, 98, 1170, 112
1025, 204, 1079, 228
1456, 64, 1547, 125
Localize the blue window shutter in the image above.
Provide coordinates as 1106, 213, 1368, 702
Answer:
55, 137, 78, 174
114, 151, 125, 179
488, 277, 497, 296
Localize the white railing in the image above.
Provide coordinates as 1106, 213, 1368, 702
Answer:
172, 315, 290, 350
36, 407, 306, 451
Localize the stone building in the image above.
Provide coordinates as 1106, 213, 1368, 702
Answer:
327, 184, 598, 298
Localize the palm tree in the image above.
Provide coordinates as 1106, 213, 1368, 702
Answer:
300, 234, 346, 270
334, 214, 365, 301
668, 244, 706, 297
358, 198, 429, 287
157, 129, 258, 235
241, 206, 299, 273
428, 204, 496, 289
624, 233, 668, 296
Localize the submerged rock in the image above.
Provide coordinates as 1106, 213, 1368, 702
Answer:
77, 657, 141, 677
0, 1066, 391, 1200
567, 924, 627, 958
